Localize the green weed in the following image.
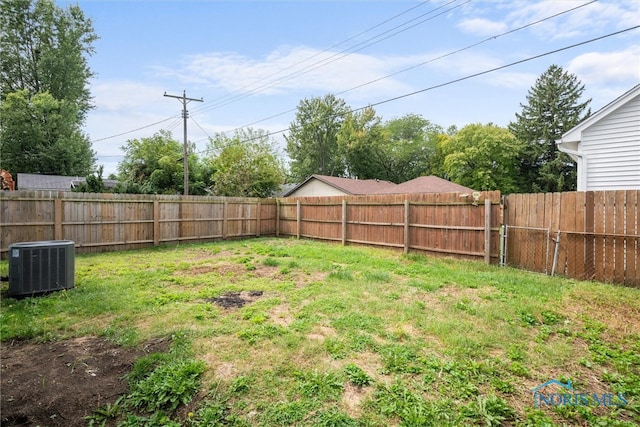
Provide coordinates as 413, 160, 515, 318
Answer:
461, 395, 515, 426
127, 359, 206, 412
295, 369, 344, 401
310, 409, 359, 426
262, 257, 280, 267
344, 363, 373, 387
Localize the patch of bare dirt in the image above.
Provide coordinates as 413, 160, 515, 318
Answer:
341, 382, 371, 418
306, 325, 337, 341
205, 290, 263, 308
269, 304, 294, 327
0, 336, 169, 427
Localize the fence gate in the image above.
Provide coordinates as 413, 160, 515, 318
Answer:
503, 225, 551, 274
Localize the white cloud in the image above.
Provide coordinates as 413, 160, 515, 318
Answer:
157, 46, 413, 99
567, 46, 640, 86
90, 80, 168, 112
457, 18, 508, 36
506, 1, 640, 41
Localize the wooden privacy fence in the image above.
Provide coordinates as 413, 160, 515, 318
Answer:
0, 191, 277, 256
5, 189, 637, 286
277, 191, 502, 263
1, 190, 502, 263
503, 190, 639, 287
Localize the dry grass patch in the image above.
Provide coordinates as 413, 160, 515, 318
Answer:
306, 325, 337, 341
269, 303, 294, 327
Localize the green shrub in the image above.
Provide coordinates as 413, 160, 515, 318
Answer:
128, 359, 206, 412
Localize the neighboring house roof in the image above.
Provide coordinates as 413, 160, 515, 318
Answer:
284, 174, 475, 197
17, 173, 119, 191
556, 84, 640, 191
284, 174, 397, 197
272, 183, 298, 197
373, 176, 475, 194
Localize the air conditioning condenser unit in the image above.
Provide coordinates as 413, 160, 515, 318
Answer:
8, 240, 75, 298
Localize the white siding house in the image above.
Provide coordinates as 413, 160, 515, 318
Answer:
557, 84, 640, 191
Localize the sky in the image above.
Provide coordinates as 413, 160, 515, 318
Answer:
56, 0, 640, 176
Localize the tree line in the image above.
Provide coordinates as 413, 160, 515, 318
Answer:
1, 0, 591, 196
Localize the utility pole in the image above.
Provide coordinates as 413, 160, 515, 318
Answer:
164, 90, 203, 195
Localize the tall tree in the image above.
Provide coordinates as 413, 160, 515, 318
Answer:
207, 128, 285, 197
285, 94, 348, 181
340, 112, 442, 183
338, 106, 385, 179
381, 114, 442, 182
509, 65, 591, 193
0, 0, 97, 119
118, 130, 187, 194
0, 90, 95, 175
0, 0, 97, 175
440, 123, 522, 192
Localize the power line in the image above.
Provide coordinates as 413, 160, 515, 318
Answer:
192, 25, 639, 157
191, 1, 435, 115
189, 115, 212, 140
366, 26, 639, 109
197, 0, 598, 142
191, 0, 467, 116
90, 2, 437, 145
90, 115, 179, 143
333, 0, 598, 99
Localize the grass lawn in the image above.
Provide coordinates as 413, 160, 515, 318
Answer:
1, 237, 639, 426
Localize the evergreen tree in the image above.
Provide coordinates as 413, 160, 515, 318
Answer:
509, 65, 591, 193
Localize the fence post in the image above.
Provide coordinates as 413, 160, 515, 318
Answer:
404, 199, 410, 254
484, 198, 491, 264
223, 200, 228, 240
551, 231, 561, 276
276, 200, 280, 237
153, 200, 160, 246
296, 200, 301, 239
256, 201, 260, 237
54, 196, 63, 240
342, 199, 347, 245
499, 225, 506, 266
